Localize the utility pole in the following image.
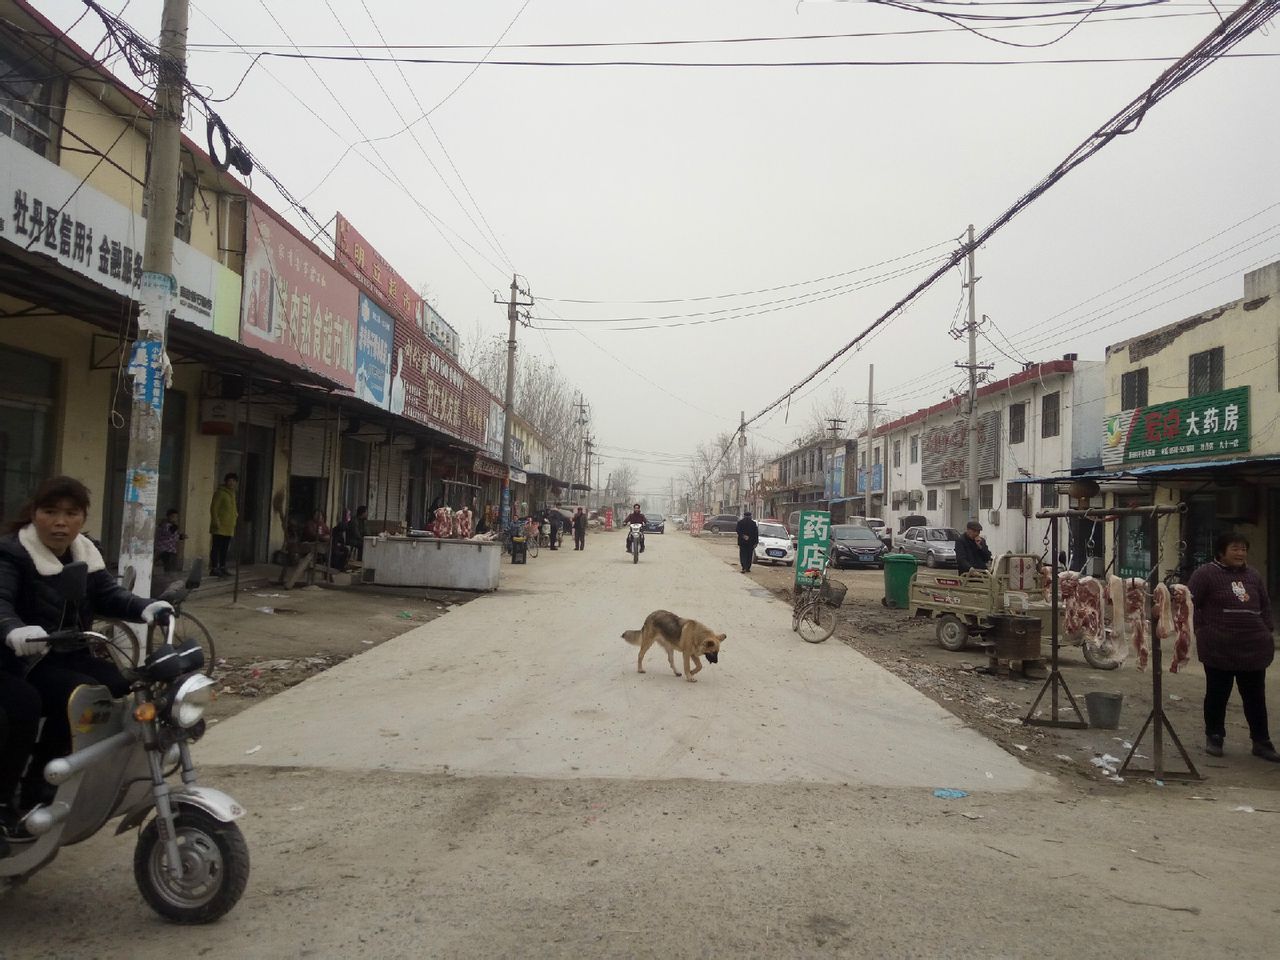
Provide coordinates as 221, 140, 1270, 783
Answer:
955, 224, 992, 523
583, 433, 593, 500
496, 274, 533, 524
117, 0, 189, 602
738, 411, 747, 514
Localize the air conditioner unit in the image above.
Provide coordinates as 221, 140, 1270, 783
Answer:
989, 509, 1001, 527
908, 489, 923, 505
892, 491, 906, 508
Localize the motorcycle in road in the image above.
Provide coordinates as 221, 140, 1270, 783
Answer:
628, 523, 644, 564
1, 561, 249, 924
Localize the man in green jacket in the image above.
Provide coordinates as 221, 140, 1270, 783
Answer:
209, 472, 239, 577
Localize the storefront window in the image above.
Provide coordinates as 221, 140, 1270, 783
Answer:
0, 348, 57, 527
1116, 493, 1154, 578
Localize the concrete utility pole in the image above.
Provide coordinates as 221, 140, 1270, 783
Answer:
738, 411, 747, 514
496, 275, 533, 524
965, 225, 979, 521
117, 0, 189, 601
583, 433, 593, 498
865, 364, 875, 513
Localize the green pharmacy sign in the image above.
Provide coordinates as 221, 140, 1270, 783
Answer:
1102, 387, 1250, 467
794, 510, 831, 587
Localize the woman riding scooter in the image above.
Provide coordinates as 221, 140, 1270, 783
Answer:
0, 476, 173, 825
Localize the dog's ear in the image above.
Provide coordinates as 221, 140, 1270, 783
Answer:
717, 633, 727, 642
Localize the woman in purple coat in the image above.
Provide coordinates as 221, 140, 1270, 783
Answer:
1188, 533, 1280, 762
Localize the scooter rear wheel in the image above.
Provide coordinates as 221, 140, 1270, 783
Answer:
134, 807, 249, 924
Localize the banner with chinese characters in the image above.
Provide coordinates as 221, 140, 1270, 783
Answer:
387, 313, 488, 448
0, 134, 232, 335
334, 212, 458, 359
794, 510, 831, 587
1102, 387, 1250, 467
921, 412, 1000, 484
355, 293, 394, 409
242, 203, 357, 388
856, 463, 884, 494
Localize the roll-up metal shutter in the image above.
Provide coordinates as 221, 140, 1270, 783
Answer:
291, 420, 327, 477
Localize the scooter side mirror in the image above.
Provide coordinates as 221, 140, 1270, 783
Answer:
59, 560, 89, 603
186, 558, 204, 591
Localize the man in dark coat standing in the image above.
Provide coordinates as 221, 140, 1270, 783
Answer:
736, 510, 759, 573
572, 508, 587, 550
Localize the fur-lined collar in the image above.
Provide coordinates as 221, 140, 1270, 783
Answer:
17, 524, 106, 577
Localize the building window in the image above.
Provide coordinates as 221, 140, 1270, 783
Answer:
892, 439, 902, 468
0, 39, 60, 159
909, 434, 919, 464
873, 447, 881, 466
1007, 483, 1024, 511
1042, 392, 1061, 438
1121, 368, 1149, 410
927, 489, 938, 511
142, 155, 198, 242
1009, 403, 1026, 445
860, 452, 866, 469
0, 348, 58, 527
979, 484, 994, 510
1041, 481, 1059, 509
1188, 347, 1224, 397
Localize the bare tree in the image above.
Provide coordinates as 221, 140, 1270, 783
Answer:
611, 463, 637, 506
805, 387, 857, 443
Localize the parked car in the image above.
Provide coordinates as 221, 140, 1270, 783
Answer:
899, 526, 962, 568
704, 514, 740, 534
846, 515, 891, 547
753, 521, 795, 566
830, 523, 888, 569
643, 512, 666, 534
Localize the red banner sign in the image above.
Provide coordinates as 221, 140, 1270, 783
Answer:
242, 203, 357, 389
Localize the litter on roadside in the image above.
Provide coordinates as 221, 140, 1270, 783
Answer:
245, 745, 261, 755
933, 788, 968, 799
255, 606, 274, 615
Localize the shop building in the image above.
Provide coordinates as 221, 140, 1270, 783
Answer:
1100, 259, 1280, 595
870, 358, 1104, 559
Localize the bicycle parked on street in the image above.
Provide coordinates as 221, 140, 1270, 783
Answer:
792, 555, 843, 643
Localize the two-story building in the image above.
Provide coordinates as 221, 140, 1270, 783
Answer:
1100, 259, 1280, 594
763, 437, 857, 522
869, 358, 1104, 560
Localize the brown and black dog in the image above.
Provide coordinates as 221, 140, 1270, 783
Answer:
621, 610, 726, 683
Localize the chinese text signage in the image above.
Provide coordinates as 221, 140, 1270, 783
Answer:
921, 412, 1000, 485
335, 213, 458, 358
1102, 387, 1250, 467
0, 134, 235, 336
242, 203, 357, 388
794, 510, 831, 587
355, 294, 394, 409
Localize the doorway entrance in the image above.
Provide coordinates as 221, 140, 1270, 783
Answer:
216, 423, 275, 564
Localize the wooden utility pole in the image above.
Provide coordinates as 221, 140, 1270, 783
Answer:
117, 0, 189, 601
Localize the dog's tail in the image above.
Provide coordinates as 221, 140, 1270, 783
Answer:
621, 628, 642, 646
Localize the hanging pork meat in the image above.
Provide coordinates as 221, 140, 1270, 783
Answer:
1169, 583, 1197, 673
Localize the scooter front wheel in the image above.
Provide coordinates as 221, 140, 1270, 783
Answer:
134, 808, 250, 924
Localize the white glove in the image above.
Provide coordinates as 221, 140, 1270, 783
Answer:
6, 625, 49, 657
141, 601, 175, 624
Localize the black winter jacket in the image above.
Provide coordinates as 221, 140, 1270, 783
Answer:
0, 526, 148, 673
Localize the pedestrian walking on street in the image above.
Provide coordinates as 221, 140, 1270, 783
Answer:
1188, 533, 1280, 762
573, 507, 587, 550
545, 508, 560, 550
208, 472, 238, 577
736, 510, 759, 573
955, 520, 991, 575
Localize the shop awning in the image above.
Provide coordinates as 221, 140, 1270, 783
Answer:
1014, 456, 1280, 484
571, 482, 591, 491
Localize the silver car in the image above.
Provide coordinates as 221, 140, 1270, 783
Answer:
899, 526, 962, 568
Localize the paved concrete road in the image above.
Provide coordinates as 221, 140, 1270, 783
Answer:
10, 532, 1277, 958
198, 530, 1035, 790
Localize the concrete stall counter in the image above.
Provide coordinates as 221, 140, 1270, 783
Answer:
363, 536, 501, 591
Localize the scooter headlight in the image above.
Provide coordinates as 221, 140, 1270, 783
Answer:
168, 674, 216, 728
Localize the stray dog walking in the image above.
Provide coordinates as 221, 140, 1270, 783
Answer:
621, 610, 727, 683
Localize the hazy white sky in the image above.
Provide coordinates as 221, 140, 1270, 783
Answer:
33, 0, 1280, 501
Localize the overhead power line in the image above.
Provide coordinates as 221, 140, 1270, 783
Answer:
734, 0, 1280, 441
183, 6, 1227, 52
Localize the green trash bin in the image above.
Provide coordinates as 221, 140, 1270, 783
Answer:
882, 553, 918, 609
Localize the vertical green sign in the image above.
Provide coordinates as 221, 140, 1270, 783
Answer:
794, 509, 831, 587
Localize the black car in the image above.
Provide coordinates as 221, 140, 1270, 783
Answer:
829, 523, 888, 569
703, 514, 740, 534
643, 513, 666, 534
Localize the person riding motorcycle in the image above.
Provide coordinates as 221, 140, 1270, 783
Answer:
624, 504, 646, 554
0, 476, 173, 827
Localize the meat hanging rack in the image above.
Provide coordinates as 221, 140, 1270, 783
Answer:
1023, 503, 1202, 782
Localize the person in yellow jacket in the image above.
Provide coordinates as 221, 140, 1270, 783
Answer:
208, 472, 239, 577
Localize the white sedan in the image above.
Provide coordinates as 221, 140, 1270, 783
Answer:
753, 521, 795, 566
